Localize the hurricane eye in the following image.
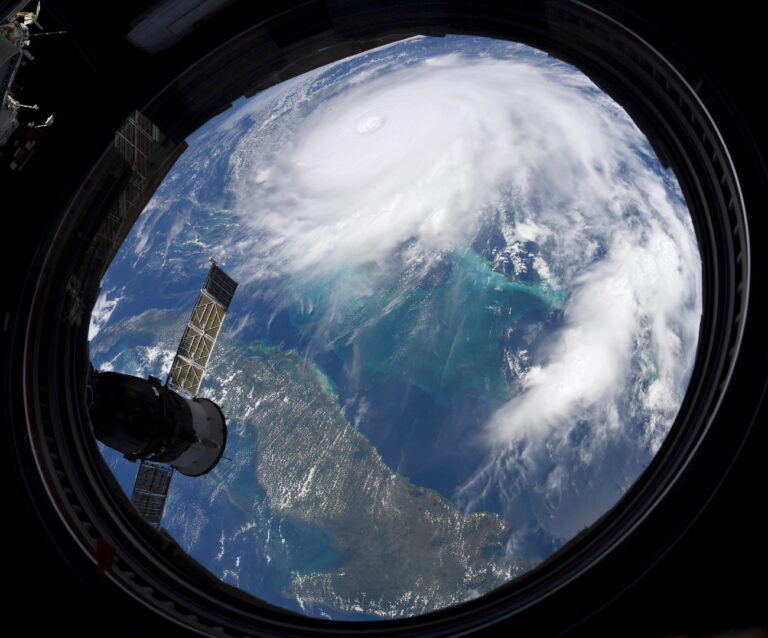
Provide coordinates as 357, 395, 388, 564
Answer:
89, 34, 701, 620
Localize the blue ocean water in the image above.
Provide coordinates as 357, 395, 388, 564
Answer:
235, 243, 567, 503
218, 238, 567, 511
346, 382, 494, 500
286, 246, 565, 407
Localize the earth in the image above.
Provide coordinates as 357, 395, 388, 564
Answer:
88, 35, 702, 620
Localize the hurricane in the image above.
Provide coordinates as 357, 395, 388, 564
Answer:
90, 35, 701, 618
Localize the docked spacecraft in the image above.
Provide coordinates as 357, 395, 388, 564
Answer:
88, 261, 237, 526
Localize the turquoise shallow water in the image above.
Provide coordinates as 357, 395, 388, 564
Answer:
287, 247, 567, 407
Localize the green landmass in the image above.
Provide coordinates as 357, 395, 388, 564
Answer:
211, 339, 526, 618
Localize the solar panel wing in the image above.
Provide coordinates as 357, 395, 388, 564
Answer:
130, 461, 174, 527
204, 262, 238, 310
166, 263, 238, 397
128, 264, 237, 526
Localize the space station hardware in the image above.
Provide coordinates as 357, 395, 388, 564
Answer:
167, 261, 238, 396
1, 4, 55, 154
130, 461, 173, 528
88, 261, 238, 524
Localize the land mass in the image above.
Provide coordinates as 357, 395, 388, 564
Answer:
208, 339, 527, 618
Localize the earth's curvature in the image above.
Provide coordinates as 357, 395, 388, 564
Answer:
89, 35, 701, 620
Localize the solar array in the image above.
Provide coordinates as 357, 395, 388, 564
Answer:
130, 461, 174, 527
129, 262, 237, 527
167, 262, 238, 397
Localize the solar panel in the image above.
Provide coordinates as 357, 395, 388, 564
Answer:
167, 356, 204, 396
204, 262, 238, 310
167, 263, 238, 396
129, 262, 237, 526
130, 461, 174, 527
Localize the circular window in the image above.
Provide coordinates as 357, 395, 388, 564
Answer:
12, 2, 758, 636
90, 34, 702, 621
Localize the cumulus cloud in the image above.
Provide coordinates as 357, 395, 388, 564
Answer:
220, 37, 701, 555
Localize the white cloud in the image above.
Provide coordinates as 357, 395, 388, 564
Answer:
88, 286, 125, 341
